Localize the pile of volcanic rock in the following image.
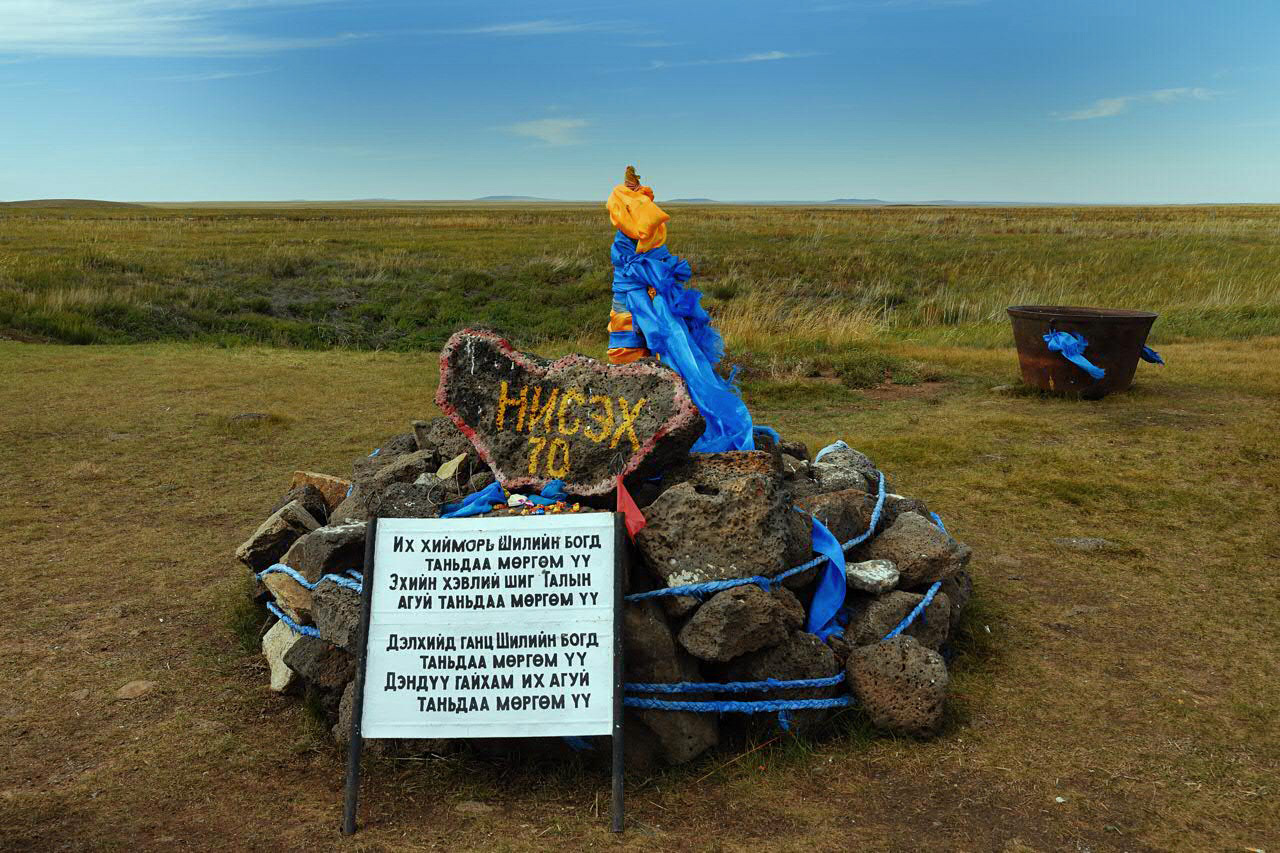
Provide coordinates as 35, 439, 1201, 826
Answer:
235, 328, 974, 767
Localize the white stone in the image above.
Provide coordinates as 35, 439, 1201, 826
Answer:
846, 558, 899, 594
262, 620, 301, 693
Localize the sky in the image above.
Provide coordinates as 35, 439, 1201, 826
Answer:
1, 0, 1278, 202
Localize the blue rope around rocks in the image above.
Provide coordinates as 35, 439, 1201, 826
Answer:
624, 470, 887, 603
882, 579, 943, 640
265, 601, 321, 638
258, 563, 362, 593
624, 697, 855, 714
626, 672, 846, 694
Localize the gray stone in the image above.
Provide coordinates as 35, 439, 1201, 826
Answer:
283, 635, 355, 690
845, 635, 948, 737
369, 448, 436, 491
637, 474, 790, 588
780, 440, 809, 460
879, 494, 933, 533
780, 454, 810, 480
809, 461, 871, 495
845, 590, 950, 650
281, 521, 367, 583
351, 433, 418, 481
434, 328, 705, 496
939, 570, 973, 633
262, 620, 302, 693
413, 416, 473, 463
677, 585, 803, 662
313, 581, 361, 651
270, 484, 328, 527
846, 559, 899, 594
235, 500, 322, 571
725, 631, 840, 733
369, 479, 453, 519
333, 680, 355, 744
795, 489, 877, 543
623, 600, 719, 765
810, 444, 880, 494
860, 511, 971, 588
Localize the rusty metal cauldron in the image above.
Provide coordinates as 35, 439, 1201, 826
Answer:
1007, 305, 1159, 399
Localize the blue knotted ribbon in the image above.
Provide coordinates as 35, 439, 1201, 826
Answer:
611, 231, 755, 452
1043, 330, 1106, 380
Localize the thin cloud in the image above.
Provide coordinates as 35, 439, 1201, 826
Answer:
650, 50, 818, 70
155, 68, 272, 82
812, 0, 988, 9
505, 118, 588, 146
0, 0, 366, 57
1056, 87, 1216, 121
432, 20, 623, 37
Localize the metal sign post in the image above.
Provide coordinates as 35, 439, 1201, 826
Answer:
342, 513, 625, 835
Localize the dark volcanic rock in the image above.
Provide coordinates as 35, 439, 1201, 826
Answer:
413, 416, 474, 464
235, 500, 321, 571
282, 635, 355, 686
859, 511, 971, 588
845, 635, 948, 737
281, 521, 367, 583
636, 473, 790, 587
313, 580, 362, 651
271, 484, 329, 527
369, 477, 456, 519
351, 433, 418, 481
662, 451, 777, 489
939, 570, 972, 633
434, 328, 704, 496
794, 489, 877, 543
624, 600, 719, 764
879, 493, 933, 532
725, 630, 840, 732
677, 585, 803, 662
845, 590, 950, 650
283, 635, 355, 690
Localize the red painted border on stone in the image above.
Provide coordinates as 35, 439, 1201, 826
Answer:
434, 328, 703, 496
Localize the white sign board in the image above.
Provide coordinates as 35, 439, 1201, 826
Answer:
360, 513, 617, 739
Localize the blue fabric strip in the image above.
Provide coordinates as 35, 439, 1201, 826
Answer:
441, 480, 505, 518
1140, 345, 1164, 365
1043, 330, 1106, 380
608, 330, 647, 348
611, 230, 755, 452
805, 513, 847, 640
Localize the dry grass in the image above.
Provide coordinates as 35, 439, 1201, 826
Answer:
1, 337, 1277, 851
2, 204, 1279, 350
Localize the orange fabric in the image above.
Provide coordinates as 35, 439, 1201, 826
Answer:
607, 308, 649, 363
606, 183, 669, 252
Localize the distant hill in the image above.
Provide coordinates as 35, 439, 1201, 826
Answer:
825, 198, 889, 205
0, 198, 147, 209
665, 198, 720, 203
473, 195, 557, 202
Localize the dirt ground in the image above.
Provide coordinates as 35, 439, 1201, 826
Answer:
1, 339, 1276, 852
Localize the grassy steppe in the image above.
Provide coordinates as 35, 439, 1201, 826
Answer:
2, 205, 1279, 356
1, 334, 1277, 851
1, 204, 1278, 850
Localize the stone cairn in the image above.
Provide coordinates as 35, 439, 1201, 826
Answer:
236, 328, 974, 767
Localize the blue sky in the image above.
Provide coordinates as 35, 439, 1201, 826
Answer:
1, 0, 1277, 202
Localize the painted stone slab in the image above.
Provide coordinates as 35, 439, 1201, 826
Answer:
435, 328, 704, 495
